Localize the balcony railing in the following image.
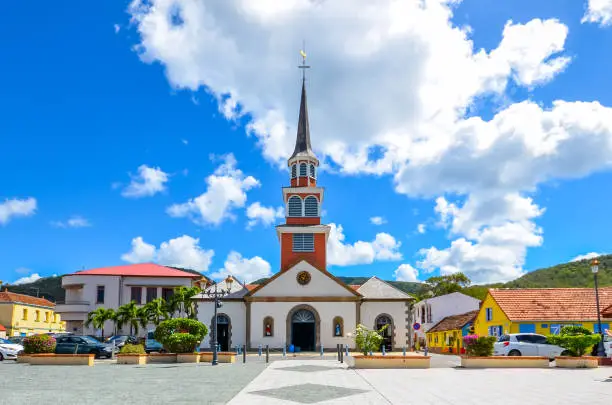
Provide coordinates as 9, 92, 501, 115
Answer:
55, 300, 90, 305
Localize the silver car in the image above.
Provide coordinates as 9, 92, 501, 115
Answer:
494, 333, 567, 360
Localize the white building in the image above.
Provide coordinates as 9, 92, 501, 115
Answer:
411, 292, 481, 346
195, 76, 414, 352
56, 263, 200, 335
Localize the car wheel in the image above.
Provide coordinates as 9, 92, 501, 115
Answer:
0, 352, 4, 361
560, 350, 570, 356
508, 350, 521, 356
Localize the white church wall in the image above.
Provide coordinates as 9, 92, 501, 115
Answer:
250, 301, 356, 350
251, 262, 355, 298
360, 301, 410, 349
197, 301, 246, 350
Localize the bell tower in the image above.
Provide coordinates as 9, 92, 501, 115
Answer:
276, 52, 330, 272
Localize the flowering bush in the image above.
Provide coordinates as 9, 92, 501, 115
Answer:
353, 324, 388, 355
23, 334, 56, 354
462, 334, 496, 357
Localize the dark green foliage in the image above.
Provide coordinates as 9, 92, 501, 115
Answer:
23, 334, 56, 354
120, 344, 145, 354
154, 318, 208, 353
462, 335, 497, 357
5, 276, 64, 302
547, 326, 600, 357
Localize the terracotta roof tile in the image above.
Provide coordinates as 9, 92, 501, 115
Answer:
245, 284, 257, 291
602, 304, 612, 318
427, 311, 479, 333
68, 263, 200, 278
0, 291, 55, 307
489, 288, 612, 321
349, 284, 361, 291
0, 324, 6, 332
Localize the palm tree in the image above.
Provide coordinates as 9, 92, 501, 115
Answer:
85, 308, 115, 338
143, 298, 168, 326
116, 301, 141, 335
172, 286, 201, 319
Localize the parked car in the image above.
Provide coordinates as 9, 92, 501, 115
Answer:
105, 335, 139, 352
0, 338, 24, 361
494, 333, 567, 359
7, 336, 25, 345
144, 338, 165, 353
55, 335, 113, 359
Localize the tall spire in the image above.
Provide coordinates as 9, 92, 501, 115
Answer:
290, 49, 317, 161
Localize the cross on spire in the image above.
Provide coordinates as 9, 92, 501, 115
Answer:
298, 47, 310, 82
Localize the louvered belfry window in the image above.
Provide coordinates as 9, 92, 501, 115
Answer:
288, 196, 302, 217
299, 163, 307, 177
304, 196, 318, 217
293, 233, 314, 252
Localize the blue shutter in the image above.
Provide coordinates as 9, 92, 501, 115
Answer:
304, 196, 318, 217
550, 324, 561, 335
309, 164, 316, 178
288, 196, 302, 217
291, 164, 297, 178
292, 234, 314, 252
594, 323, 610, 334
519, 324, 535, 333
299, 163, 307, 177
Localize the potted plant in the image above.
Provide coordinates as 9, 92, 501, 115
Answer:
460, 335, 548, 368
154, 318, 208, 363
548, 326, 600, 368
117, 344, 147, 365
346, 324, 430, 369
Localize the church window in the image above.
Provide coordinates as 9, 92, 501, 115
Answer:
288, 196, 303, 217
263, 316, 274, 337
304, 196, 318, 217
299, 163, 307, 177
333, 316, 344, 337
293, 233, 314, 252
291, 164, 297, 178
309, 164, 316, 178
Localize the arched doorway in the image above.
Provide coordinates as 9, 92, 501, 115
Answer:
375, 314, 394, 352
286, 305, 320, 352
213, 314, 231, 351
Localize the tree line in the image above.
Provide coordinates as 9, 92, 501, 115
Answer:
84, 286, 201, 337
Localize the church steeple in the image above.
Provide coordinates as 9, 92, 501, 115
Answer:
290, 79, 317, 161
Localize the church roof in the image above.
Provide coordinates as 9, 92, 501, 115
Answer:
290, 80, 317, 161
357, 277, 415, 300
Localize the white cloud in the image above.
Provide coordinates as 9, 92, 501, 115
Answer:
127, 1, 612, 283
582, 0, 612, 26
167, 154, 259, 226
210, 251, 272, 283
121, 235, 214, 271
327, 223, 402, 266
246, 202, 283, 228
12, 273, 42, 285
51, 216, 92, 228
370, 216, 386, 225
394, 263, 419, 282
417, 224, 426, 234
571, 252, 605, 262
121, 165, 169, 198
0, 197, 37, 225
114, 24, 121, 33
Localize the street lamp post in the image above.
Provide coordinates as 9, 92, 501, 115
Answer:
591, 259, 606, 357
204, 276, 234, 365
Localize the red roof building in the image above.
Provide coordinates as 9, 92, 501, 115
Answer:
68, 263, 201, 278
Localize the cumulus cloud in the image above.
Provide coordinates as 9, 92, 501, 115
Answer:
417, 224, 426, 234
0, 197, 37, 225
51, 216, 92, 228
127, 1, 612, 282
167, 154, 259, 226
394, 264, 419, 282
327, 223, 402, 266
370, 216, 386, 225
582, 0, 612, 26
246, 202, 284, 228
210, 251, 272, 282
121, 235, 214, 271
571, 252, 605, 262
12, 273, 42, 285
121, 165, 169, 198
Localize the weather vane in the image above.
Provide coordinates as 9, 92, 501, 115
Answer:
298, 44, 310, 81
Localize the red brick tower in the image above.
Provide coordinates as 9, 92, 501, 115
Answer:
276, 72, 331, 272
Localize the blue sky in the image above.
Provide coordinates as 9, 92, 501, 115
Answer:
2, 0, 612, 286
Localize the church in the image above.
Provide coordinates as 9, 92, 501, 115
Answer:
195, 71, 414, 352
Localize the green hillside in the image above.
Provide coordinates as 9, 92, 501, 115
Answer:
4, 276, 64, 302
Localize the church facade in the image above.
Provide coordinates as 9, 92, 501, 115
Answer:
195, 75, 414, 352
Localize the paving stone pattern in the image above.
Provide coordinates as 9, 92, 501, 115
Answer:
249, 383, 369, 404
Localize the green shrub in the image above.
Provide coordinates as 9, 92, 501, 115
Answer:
23, 334, 56, 354
548, 327, 600, 357
119, 344, 145, 355
462, 335, 497, 357
154, 318, 207, 353
352, 324, 388, 355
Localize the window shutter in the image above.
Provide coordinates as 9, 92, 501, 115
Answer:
299, 163, 307, 177
291, 164, 297, 178
304, 196, 318, 217
288, 196, 302, 217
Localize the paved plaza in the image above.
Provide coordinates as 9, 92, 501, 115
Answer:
0, 355, 611, 404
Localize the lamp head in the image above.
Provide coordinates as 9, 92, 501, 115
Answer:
224, 275, 234, 290
591, 258, 600, 274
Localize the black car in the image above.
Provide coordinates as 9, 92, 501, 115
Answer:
55, 335, 113, 359
105, 335, 139, 350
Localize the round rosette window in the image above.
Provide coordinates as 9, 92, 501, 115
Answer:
296, 271, 311, 286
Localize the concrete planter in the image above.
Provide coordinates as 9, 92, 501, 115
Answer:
346, 354, 430, 369
199, 352, 236, 363
461, 356, 549, 368
117, 354, 148, 365
16, 355, 30, 364
555, 356, 599, 369
177, 353, 200, 363
29, 354, 94, 366
147, 353, 177, 364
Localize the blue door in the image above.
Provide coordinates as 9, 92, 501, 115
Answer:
594, 323, 610, 334
519, 324, 535, 333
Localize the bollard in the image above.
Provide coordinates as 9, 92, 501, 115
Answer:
243, 345, 246, 363
236, 346, 239, 356
340, 346, 344, 363
369, 350, 373, 356
424, 346, 428, 356
283, 345, 286, 358
345, 344, 349, 358
337, 344, 340, 361
258, 344, 262, 357
265, 345, 269, 363
382, 345, 386, 356
403, 346, 406, 356
320, 345, 324, 357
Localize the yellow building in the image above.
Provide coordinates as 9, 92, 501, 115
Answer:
426, 310, 478, 354
475, 288, 612, 337
0, 290, 65, 336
